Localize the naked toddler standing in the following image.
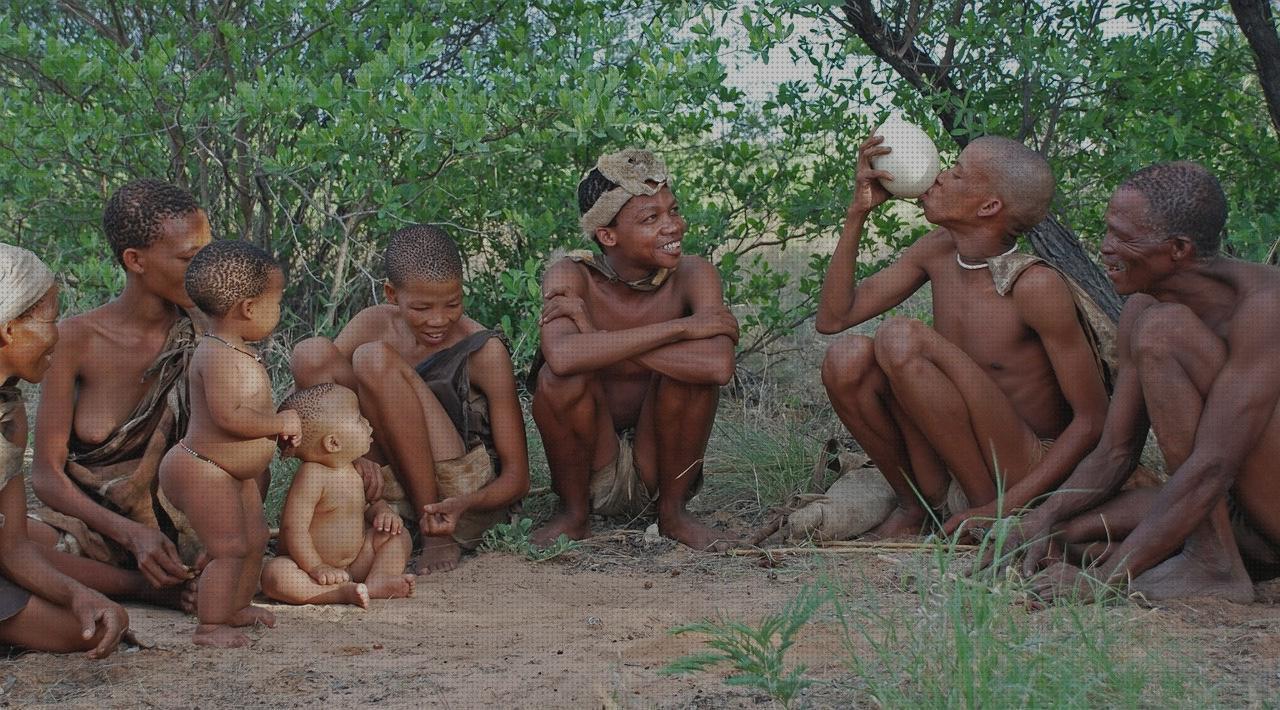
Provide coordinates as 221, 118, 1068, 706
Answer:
158, 240, 298, 648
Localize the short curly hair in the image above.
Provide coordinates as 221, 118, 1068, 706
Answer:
383, 224, 463, 286
1119, 162, 1227, 257
102, 179, 203, 265
278, 383, 349, 452
185, 240, 280, 317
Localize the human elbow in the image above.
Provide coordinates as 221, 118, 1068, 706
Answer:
705, 341, 736, 386
814, 311, 846, 335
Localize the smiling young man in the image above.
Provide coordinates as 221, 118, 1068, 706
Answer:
1002, 162, 1280, 603
816, 134, 1111, 540
530, 148, 739, 551
30, 179, 213, 604
291, 224, 529, 574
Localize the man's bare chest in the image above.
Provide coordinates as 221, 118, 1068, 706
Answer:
583, 282, 687, 329
931, 278, 1035, 368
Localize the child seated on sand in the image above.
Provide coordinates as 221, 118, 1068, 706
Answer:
262, 384, 415, 607
158, 240, 298, 648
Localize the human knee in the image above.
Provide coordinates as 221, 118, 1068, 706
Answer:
204, 532, 253, 560
351, 341, 401, 385
290, 337, 339, 384
534, 363, 591, 406
873, 317, 927, 372
821, 335, 877, 391
1130, 303, 1198, 363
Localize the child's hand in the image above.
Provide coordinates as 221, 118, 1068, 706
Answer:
308, 564, 350, 586
371, 503, 403, 535
277, 410, 302, 447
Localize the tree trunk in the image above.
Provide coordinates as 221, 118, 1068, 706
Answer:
1026, 216, 1123, 321
1229, 0, 1280, 137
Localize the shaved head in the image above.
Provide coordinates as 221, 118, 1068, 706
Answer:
384, 224, 463, 287
970, 136, 1055, 234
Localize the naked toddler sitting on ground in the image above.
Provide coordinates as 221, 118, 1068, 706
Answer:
158, 240, 296, 648
262, 384, 414, 607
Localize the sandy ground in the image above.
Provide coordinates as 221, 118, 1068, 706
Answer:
6, 531, 1280, 709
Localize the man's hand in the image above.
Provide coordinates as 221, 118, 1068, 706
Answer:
1028, 561, 1099, 608
370, 502, 403, 535
354, 457, 384, 502
308, 564, 350, 585
69, 587, 129, 659
277, 410, 302, 448
421, 497, 468, 538
541, 287, 595, 333
680, 310, 740, 343
849, 134, 895, 215
123, 522, 190, 588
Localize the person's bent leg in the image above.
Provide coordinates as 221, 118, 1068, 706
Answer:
352, 341, 465, 573
822, 334, 953, 537
634, 375, 727, 551
353, 529, 415, 599
0, 596, 117, 655
532, 365, 617, 546
291, 337, 360, 391
261, 556, 369, 608
874, 317, 1042, 509
1126, 304, 1252, 602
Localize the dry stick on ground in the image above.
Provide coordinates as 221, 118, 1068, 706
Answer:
731, 541, 980, 556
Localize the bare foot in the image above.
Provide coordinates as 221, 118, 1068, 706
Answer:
532, 512, 591, 547
180, 576, 199, 614
415, 536, 462, 574
228, 604, 277, 628
366, 574, 416, 599
345, 582, 371, 609
193, 624, 250, 648
1132, 551, 1255, 604
659, 511, 733, 552
862, 506, 928, 541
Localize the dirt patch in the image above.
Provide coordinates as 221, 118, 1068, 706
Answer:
5, 541, 1280, 707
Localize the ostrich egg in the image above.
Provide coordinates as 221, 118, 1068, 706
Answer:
870, 116, 940, 198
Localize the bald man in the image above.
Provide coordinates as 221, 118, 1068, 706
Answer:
817, 134, 1111, 540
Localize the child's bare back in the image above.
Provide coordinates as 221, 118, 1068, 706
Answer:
262, 384, 414, 607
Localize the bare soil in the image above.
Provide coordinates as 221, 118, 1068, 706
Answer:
6, 532, 1280, 708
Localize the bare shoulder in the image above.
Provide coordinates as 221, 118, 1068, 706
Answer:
541, 257, 589, 294
1011, 263, 1074, 304
286, 462, 327, 496
1230, 265, 1280, 339
343, 305, 399, 342
469, 333, 516, 388
673, 255, 727, 300
902, 227, 954, 266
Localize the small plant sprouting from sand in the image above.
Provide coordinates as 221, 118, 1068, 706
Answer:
480, 518, 579, 562
661, 583, 830, 708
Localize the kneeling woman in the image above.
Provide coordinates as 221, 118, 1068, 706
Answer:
0, 244, 129, 658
